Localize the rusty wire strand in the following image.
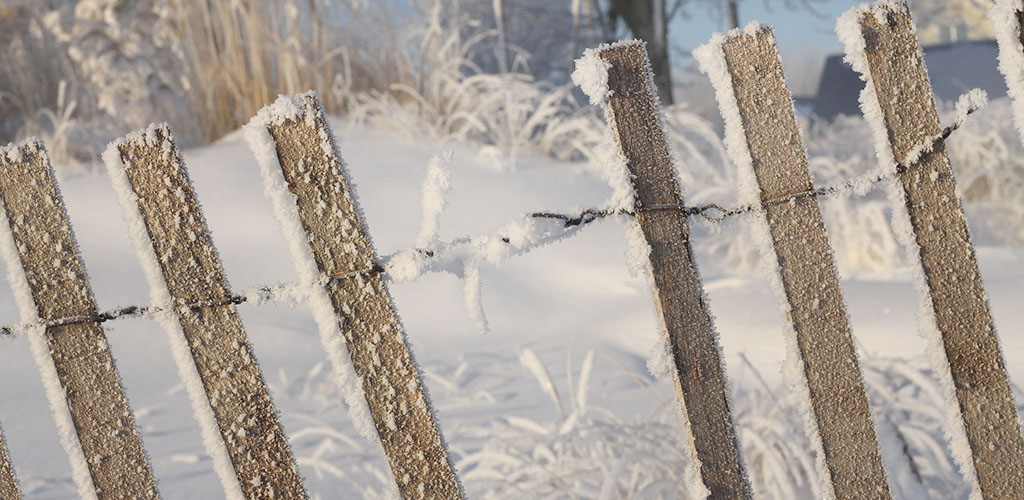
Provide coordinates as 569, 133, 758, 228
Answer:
0, 108, 976, 337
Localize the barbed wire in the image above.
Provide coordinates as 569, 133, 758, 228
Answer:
0, 268, 384, 336
637, 105, 977, 223
0, 285, 281, 336
535, 104, 978, 227
0, 105, 978, 337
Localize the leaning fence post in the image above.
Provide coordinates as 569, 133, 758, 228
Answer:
586, 42, 752, 499
0, 139, 159, 499
0, 427, 18, 499
839, 2, 1024, 498
695, 25, 892, 499
244, 92, 463, 500
104, 125, 308, 500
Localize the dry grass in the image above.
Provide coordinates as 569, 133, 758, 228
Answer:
168, 0, 406, 143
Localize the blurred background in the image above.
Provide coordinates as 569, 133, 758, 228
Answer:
0, 1, 1022, 499
1, 0, 1020, 273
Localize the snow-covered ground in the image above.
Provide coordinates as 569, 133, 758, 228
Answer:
0, 119, 1021, 499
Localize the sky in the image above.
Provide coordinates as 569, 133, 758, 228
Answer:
668, 0, 865, 95
670, 0, 861, 55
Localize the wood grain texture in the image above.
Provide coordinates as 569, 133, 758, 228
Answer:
857, 3, 1024, 497
718, 27, 892, 499
110, 127, 307, 499
260, 94, 462, 500
0, 422, 20, 498
598, 43, 752, 499
0, 140, 158, 499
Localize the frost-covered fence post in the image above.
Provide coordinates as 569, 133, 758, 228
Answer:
0, 139, 159, 499
103, 125, 308, 500
244, 92, 463, 500
589, 42, 752, 499
839, 2, 1024, 498
0, 429, 18, 499
695, 25, 892, 500
990, 0, 1024, 146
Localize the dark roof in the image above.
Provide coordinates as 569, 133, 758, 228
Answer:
811, 39, 1006, 121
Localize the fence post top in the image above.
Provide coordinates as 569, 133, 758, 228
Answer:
838, 0, 913, 32
0, 138, 47, 166
247, 90, 323, 130
701, 20, 775, 49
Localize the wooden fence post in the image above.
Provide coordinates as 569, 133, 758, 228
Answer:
245, 92, 463, 500
696, 26, 892, 499
842, 2, 1024, 497
0, 427, 19, 499
594, 42, 752, 499
104, 125, 307, 500
0, 139, 158, 499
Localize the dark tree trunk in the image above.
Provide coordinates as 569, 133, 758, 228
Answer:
608, 0, 673, 105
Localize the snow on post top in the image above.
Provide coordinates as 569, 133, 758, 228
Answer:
103, 123, 184, 172
107, 122, 173, 149
0, 137, 46, 165
244, 91, 346, 169
837, 2, 882, 76
692, 20, 769, 64
836, 0, 923, 81
696, 20, 768, 50
248, 91, 313, 128
571, 39, 645, 106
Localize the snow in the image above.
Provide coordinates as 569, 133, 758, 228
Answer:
414, 152, 452, 249
837, 3, 984, 499
0, 110, 1021, 498
460, 260, 489, 334
990, 0, 1024, 145
570, 45, 612, 106
102, 131, 247, 500
902, 90, 987, 169
0, 139, 97, 500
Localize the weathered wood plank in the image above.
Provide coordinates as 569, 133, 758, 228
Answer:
106, 126, 307, 500
851, 2, 1024, 497
706, 26, 892, 499
249, 93, 462, 500
0, 426, 20, 499
597, 42, 752, 499
0, 140, 158, 499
